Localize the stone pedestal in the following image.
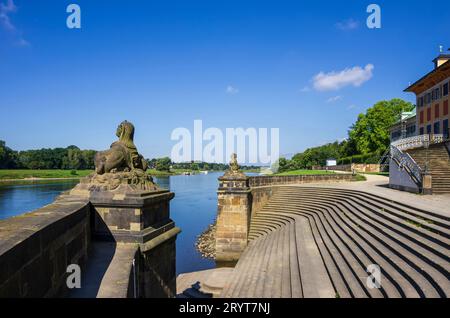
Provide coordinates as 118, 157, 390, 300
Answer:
215, 174, 251, 262
69, 174, 180, 297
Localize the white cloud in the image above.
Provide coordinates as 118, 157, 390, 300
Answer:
347, 104, 357, 110
336, 19, 359, 31
0, 0, 29, 46
326, 95, 342, 103
226, 85, 239, 95
0, 0, 17, 31
313, 64, 374, 91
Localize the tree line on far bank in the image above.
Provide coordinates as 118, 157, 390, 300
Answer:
0, 142, 260, 172
0, 143, 96, 170
147, 157, 260, 172
277, 98, 414, 172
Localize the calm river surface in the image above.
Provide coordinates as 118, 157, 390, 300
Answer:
0, 172, 252, 275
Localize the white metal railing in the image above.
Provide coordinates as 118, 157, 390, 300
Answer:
390, 145, 422, 186
391, 134, 444, 151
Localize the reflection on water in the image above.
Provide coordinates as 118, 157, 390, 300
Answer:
0, 172, 254, 274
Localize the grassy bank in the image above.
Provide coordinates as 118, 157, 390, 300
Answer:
0, 168, 257, 180
275, 170, 336, 176
0, 169, 93, 180
0, 169, 191, 179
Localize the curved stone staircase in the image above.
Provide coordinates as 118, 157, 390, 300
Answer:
220, 187, 450, 298
406, 143, 450, 194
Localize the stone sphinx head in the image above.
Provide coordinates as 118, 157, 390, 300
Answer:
116, 120, 134, 141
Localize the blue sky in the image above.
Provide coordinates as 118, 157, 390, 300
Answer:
1, 0, 449, 160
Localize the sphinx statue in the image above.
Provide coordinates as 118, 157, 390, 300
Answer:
95, 120, 148, 174
71, 121, 158, 193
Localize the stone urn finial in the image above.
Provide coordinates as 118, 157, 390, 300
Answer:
223, 153, 246, 178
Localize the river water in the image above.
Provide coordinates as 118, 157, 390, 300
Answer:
0, 172, 242, 275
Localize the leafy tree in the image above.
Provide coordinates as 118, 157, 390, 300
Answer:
0, 140, 17, 168
8, 145, 96, 170
62, 147, 84, 170
348, 99, 414, 154
277, 157, 289, 172
155, 157, 172, 172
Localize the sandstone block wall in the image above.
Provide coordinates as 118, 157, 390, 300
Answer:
0, 197, 91, 297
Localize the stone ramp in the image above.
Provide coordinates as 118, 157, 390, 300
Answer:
69, 242, 138, 298
221, 187, 450, 298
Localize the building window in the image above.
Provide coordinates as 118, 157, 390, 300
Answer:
444, 82, 449, 96
420, 110, 424, 124
435, 104, 440, 118
434, 121, 440, 134
406, 124, 416, 137
427, 107, 431, 121
444, 100, 449, 116
391, 130, 401, 141
427, 124, 432, 134
420, 127, 424, 135
427, 92, 432, 104
444, 119, 449, 139
418, 96, 424, 107
432, 88, 440, 101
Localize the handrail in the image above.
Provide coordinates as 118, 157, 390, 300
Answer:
391, 134, 444, 151
390, 145, 423, 187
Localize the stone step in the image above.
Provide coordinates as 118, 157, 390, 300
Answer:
223, 234, 266, 297
267, 195, 450, 254
281, 200, 448, 297
293, 216, 335, 297
288, 222, 303, 298
252, 227, 284, 297
267, 197, 450, 243
295, 212, 352, 298
219, 186, 450, 298
270, 187, 450, 224
240, 229, 277, 297
262, 191, 448, 294
287, 207, 410, 297
262, 224, 285, 297
269, 190, 450, 238
265, 207, 403, 297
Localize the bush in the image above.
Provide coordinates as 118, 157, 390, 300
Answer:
70, 170, 77, 176
338, 152, 381, 165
